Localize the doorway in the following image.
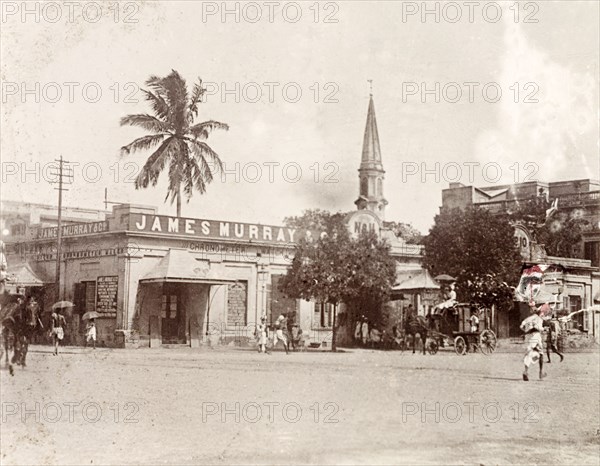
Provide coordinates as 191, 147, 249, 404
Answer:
161, 285, 186, 344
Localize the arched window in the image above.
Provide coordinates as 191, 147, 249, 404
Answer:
377, 178, 383, 196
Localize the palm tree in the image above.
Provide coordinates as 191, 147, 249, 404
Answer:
120, 70, 229, 217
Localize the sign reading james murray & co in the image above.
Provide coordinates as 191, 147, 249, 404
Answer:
35, 220, 109, 239
130, 213, 308, 244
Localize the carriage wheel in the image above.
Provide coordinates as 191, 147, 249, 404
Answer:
428, 339, 439, 355
479, 330, 497, 355
454, 336, 467, 355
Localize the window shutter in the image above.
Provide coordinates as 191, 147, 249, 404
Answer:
73, 283, 86, 314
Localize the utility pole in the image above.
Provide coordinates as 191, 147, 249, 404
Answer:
50, 157, 73, 300
104, 187, 125, 211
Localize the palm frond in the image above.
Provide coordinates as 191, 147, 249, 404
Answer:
190, 141, 223, 189
188, 79, 205, 119
135, 137, 176, 188
145, 75, 165, 94
189, 157, 208, 196
141, 90, 171, 124
186, 138, 224, 177
120, 114, 171, 133
188, 120, 229, 140
120, 134, 167, 156
179, 144, 206, 198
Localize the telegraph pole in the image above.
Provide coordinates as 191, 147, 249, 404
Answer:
50, 157, 72, 300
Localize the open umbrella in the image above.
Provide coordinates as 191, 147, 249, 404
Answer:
82, 311, 100, 320
434, 274, 456, 282
52, 301, 74, 310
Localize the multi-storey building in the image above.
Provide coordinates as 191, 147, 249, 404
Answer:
442, 179, 600, 267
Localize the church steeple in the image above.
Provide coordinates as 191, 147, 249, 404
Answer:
361, 95, 383, 167
355, 90, 388, 219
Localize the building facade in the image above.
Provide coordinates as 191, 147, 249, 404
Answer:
441, 179, 600, 267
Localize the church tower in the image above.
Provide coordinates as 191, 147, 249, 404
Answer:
354, 92, 388, 219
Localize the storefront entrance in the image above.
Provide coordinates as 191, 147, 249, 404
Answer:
161, 290, 186, 344
136, 248, 236, 347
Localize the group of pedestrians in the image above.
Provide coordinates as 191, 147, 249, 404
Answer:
353, 316, 384, 347
48, 308, 97, 354
256, 313, 305, 354
353, 316, 394, 348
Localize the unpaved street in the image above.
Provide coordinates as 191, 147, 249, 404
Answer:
1, 345, 599, 465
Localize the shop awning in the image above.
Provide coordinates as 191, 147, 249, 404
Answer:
6, 262, 49, 287
139, 248, 233, 284
392, 269, 440, 293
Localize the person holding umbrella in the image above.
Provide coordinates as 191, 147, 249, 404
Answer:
85, 319, 97, 349
82, 311, 100, 349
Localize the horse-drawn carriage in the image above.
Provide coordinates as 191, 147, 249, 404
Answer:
428, 303, 497, 355
403, 303, 497, 355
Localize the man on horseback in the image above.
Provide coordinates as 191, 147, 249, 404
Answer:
1, 293, 41, 373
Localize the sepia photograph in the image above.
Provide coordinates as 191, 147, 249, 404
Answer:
0, 1, 599, 464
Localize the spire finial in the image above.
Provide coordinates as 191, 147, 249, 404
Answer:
368, 79, 373, 96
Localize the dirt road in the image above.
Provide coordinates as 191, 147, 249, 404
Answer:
1, 345, 599, 465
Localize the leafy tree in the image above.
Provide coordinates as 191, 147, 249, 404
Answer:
279, 211, 396, 350
507, 197, 592, 259
284, 209, 348, 232
383, 221, 423, 244
538, 216, 591, 258
120, 70, 229, 217
422, 207, 521, 310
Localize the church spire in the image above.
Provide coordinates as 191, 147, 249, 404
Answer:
355, 87, 388, 219
361, 94, 383, 167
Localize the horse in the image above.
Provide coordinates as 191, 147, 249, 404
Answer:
1, 294, 42, 374
404, 314, 430, 355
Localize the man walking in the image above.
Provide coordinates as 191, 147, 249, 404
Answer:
546, 313, 564, 363
256, 315, 268, 354
520, 304, 546, 381
51, 308, 67, 355
273, 314, 289, 354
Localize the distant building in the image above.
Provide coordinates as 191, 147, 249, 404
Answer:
441, 179, 600, 337
442, 179, 599, 219
441, 179, 600, 267
1, 200, 107, 239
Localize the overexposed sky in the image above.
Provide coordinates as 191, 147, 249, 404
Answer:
1, 1, 598, 232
